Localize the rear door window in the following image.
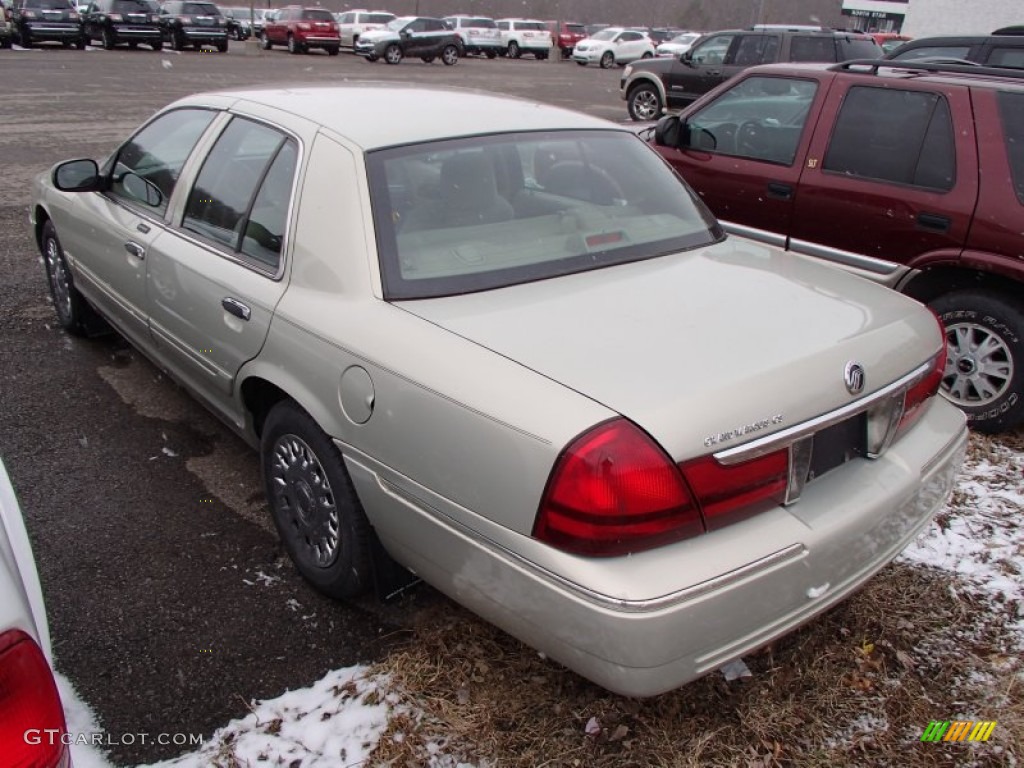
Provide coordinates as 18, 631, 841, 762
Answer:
997, 91, 1024, 204
988, 46, 1024, 69
823, 86, 956, 190
732, 33, 779, 65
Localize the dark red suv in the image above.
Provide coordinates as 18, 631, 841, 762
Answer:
652, 60, 1024, 432
260, 5, 339, 55
548, 20, 585, 58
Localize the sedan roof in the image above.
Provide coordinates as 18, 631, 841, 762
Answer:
196, 84, 621, 150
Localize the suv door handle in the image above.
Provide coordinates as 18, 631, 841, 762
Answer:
767, 182, 793, 200
124, 241, 145, 260
221, 297, 251, 321
917, 212, 951, 233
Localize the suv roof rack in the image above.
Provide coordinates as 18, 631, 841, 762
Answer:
832, 58, 1024, 80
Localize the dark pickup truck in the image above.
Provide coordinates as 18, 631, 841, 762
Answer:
651, 60, 1024, 433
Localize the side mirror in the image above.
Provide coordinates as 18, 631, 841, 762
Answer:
681, 50, 694, 65
653, 115, 683, 148
121, 172, 164, 208
53, 159, 104, 192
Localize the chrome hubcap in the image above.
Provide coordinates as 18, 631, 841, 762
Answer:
46, 236, 71, 320
633, 90, 659, 119
942, 322, 1013, 407
269, 435, 339, 567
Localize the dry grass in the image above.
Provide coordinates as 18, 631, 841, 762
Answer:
367, 431, 1022, 767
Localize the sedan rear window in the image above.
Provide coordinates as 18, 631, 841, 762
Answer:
368, 131, 722, 299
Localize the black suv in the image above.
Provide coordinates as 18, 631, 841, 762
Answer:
9, 0, 84, 48
885, 28, 1024, 68
159, 0, 227, 51
620, 27, 881, 120
82, 0, 161, 49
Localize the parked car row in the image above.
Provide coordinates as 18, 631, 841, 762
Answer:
0, 0, 234, 50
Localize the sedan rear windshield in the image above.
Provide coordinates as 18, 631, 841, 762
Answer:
368, 130, 722, 299
302, 9, 333, 21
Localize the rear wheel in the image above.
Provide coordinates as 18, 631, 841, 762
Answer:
326, 45, 338, 55
536, 50, 547, 60
76, 36, 86, 49
171, 30, 186, 50
930, 291, 1024, 433
216, 39, 227, 52
260, 31, 271, 49
383, 42, 402, 64
641, 50, 653, 59
576, 59, 586, 66
599, 50, 614, 68
485, 49, 496, 59
441, 43, 458, 65
151, 39, 162, 51
261, 401, 373, 599
507, 40, 520, 58
420, 55, 434, 63
101, 28, 115, 49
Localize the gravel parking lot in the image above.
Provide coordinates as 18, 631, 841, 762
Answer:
0, 44, 633, 765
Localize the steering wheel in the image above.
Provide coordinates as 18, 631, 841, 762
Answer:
736, 119, 764, 157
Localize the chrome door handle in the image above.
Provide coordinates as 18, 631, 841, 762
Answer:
221, 297, 251, 321
124, 241, 145, 260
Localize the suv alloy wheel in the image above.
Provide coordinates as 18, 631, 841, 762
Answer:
628, 83, 662, 120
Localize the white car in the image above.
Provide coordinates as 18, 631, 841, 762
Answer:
334, 8, 394, 49
657, 30, 700, 57
443, 14, 500, 58
573, 26, 655, 68
0, 458, 69, 767
495, 17, 551, 59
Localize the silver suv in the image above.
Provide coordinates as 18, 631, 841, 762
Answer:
442, 14, 499, 58
334, 8, 392, 49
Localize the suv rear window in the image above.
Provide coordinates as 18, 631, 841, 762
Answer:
364, 13, 392, 23
824, 86, 955, 190
839, 38, 883, 58
25, 0, 72, 8
181, 2, 218, 14
998, 91, 1024, 204
461, 18, 494, 27
301, 9, 332, 21
516, 21, 546, 31
566, 24, 585, 34
788, 36, 836, 62
112, 0, 157, 12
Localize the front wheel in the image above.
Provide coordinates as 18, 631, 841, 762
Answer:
507, 40, 520, 58
41, 220, 98, 336
641, 51, 653, 59
599, 50, 614, 68
287, 34, 301, 54
261, 401, 373, 599
260, 31, 271, 49
441, 44, 458, 65
931, 291, 1024, 433
627, 83, 663, 121
383, 42, 402, 64
576, 59, 587, 66
171, 30, 186, 51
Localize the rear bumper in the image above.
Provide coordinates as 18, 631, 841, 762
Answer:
22, 23, 81, 39
343, 398, 967, 696
299, 35, 338, 45
179, 26, 227, 41
110, 25, 161, 38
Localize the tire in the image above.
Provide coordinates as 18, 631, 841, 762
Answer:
19, 29, 32, 48
383, 43, 401, 64
420, 55, 434, 63
599, 50, 614, 68
260, 31, 271, 49
171, 30, 185, 51
76, 36, 86, 50
485, 49, 496, 59
101, 28, 115, 49
41, 220, 97, 337
287, 34, 300, 54
536, 50, 547, 60
128, 41, 137, 49
507, 40, 520, 58
641, 51, 653, 59
326, 45, 338, 56
216, 39, 227, 52
441, 43, 458, 65
261, 401, 373, 599
930, 291, 1024, 433
576, 59, 586, 66
151, 39, 162, 51
627, 83, 663, 121
364, 53, 377, 62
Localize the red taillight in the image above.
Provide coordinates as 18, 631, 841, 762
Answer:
679, 449, 789, 530
0, 630, 69, 768
899, 314, 948, 434
534, 419, 703, 556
